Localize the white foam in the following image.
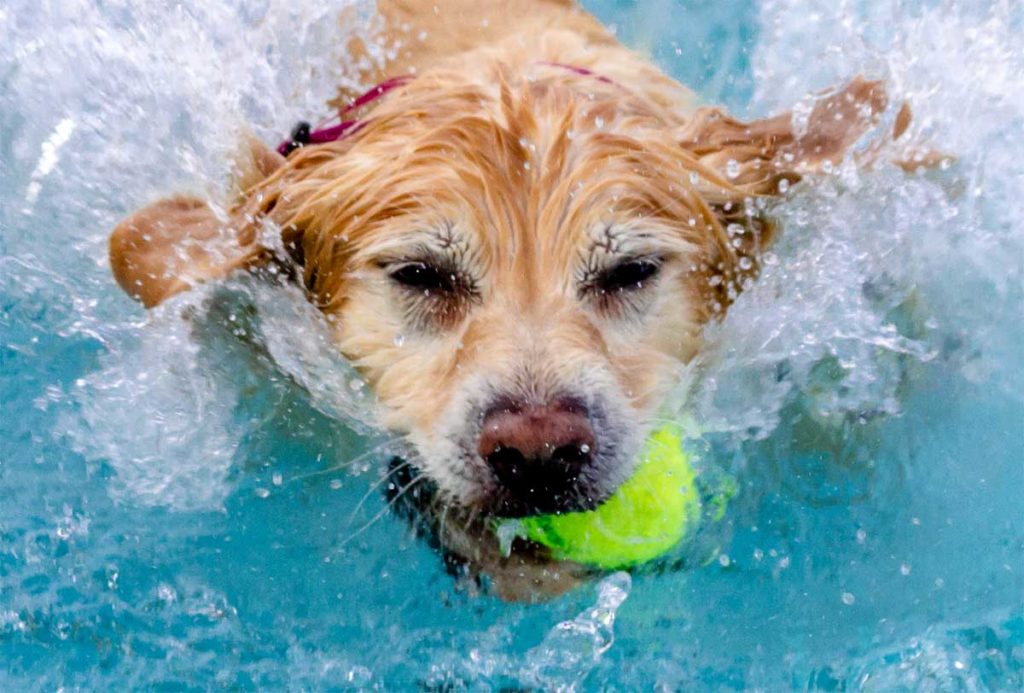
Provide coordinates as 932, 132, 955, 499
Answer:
65, 290, 241, 511
523, 572, 632, 690
0, 0, 384, 509
684, 1, 1024, 442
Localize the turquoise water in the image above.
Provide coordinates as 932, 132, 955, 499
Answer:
2, 0, 1022, 689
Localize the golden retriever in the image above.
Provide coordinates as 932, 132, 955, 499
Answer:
109, 0, 913, 599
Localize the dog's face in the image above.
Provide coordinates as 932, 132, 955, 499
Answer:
259, 68, 774, 517
334, 145, 707, 517
240, 68, 886, 518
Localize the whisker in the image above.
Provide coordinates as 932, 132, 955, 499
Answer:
436, 500, 453, 544
339, 473, 425, 548
460, 506, 482, 538
347, 459, 412, 524
286, 438, 398, 484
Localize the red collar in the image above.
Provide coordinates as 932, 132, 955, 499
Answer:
277, 75, 412, 156
276, 63, 618, 156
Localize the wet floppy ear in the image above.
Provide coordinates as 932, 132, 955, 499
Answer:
676, 77, 902, 313
109, 137, 285, 308
678, 76, 892, 193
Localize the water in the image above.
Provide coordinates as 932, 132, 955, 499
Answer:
2, 0, 1022, 689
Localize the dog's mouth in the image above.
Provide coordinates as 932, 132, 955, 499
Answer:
386, 450, 614, 522
470, 395, 632, 519
482, 451, 609, 518
480, 436, 606, 517
489, 484, 605, 518
381, 392, 639, 572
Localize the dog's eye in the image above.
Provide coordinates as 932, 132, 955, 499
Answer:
389, 262, 455, 294
595, 259, 661, 293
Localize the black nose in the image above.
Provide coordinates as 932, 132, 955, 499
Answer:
478, 398, 597, 516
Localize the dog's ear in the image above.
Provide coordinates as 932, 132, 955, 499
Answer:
676, 77, 905, 313
678, 76, 892, 195
109, 137, 286, 308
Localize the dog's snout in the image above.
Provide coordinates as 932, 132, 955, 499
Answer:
478, 399, 597, 515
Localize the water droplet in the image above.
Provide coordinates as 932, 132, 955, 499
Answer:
496, 520, 522, 557
346, 666, 373, 685
594, 116, 605, 129
777, 178, 790, 193
725, 159, 740, 179
393, 333, 405, 347
900, 563, 912, 576
255, 488, 270, 499
580, 444, 591, 453
156, 583, 178, 603
272, 473, 283, 487
841, 592, 856, 605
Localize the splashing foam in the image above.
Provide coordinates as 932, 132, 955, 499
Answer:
0, 0, 385, 510
63, 281, 379, 511
523, 572, 632, 691
680, 1, 1024, 445
65, 289, 241, 511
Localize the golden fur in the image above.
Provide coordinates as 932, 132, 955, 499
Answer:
110, 0, 908, 598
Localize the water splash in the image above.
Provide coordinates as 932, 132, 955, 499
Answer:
64, 289, 242, 511
681, 0, 1024, 451
2, 0, 386, 509
522, 572, 632, 691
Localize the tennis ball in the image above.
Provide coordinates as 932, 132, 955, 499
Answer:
501, 425, 702, 570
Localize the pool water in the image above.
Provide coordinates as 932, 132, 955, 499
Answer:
2, 0, 1022, 689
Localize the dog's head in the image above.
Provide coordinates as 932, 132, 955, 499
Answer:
112, 56, 894, 518
252, 65, 896, 517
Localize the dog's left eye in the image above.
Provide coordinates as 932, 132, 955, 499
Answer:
594, 258, 661, 294
389, 262, 456, 294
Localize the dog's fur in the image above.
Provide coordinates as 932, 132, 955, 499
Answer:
110, 0, 909, 598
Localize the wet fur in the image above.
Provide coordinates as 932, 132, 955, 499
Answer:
109, 0, 911, 599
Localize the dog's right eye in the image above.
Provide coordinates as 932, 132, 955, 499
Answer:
389, 262, 455, 294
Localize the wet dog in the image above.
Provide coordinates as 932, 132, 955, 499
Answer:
109, 0, 916, 598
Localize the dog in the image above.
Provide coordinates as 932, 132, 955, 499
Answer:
109, 0, 917, 599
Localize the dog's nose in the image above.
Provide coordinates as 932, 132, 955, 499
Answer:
478, 399, 596, 515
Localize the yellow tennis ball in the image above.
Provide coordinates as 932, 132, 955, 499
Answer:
506, 425, 702, 570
